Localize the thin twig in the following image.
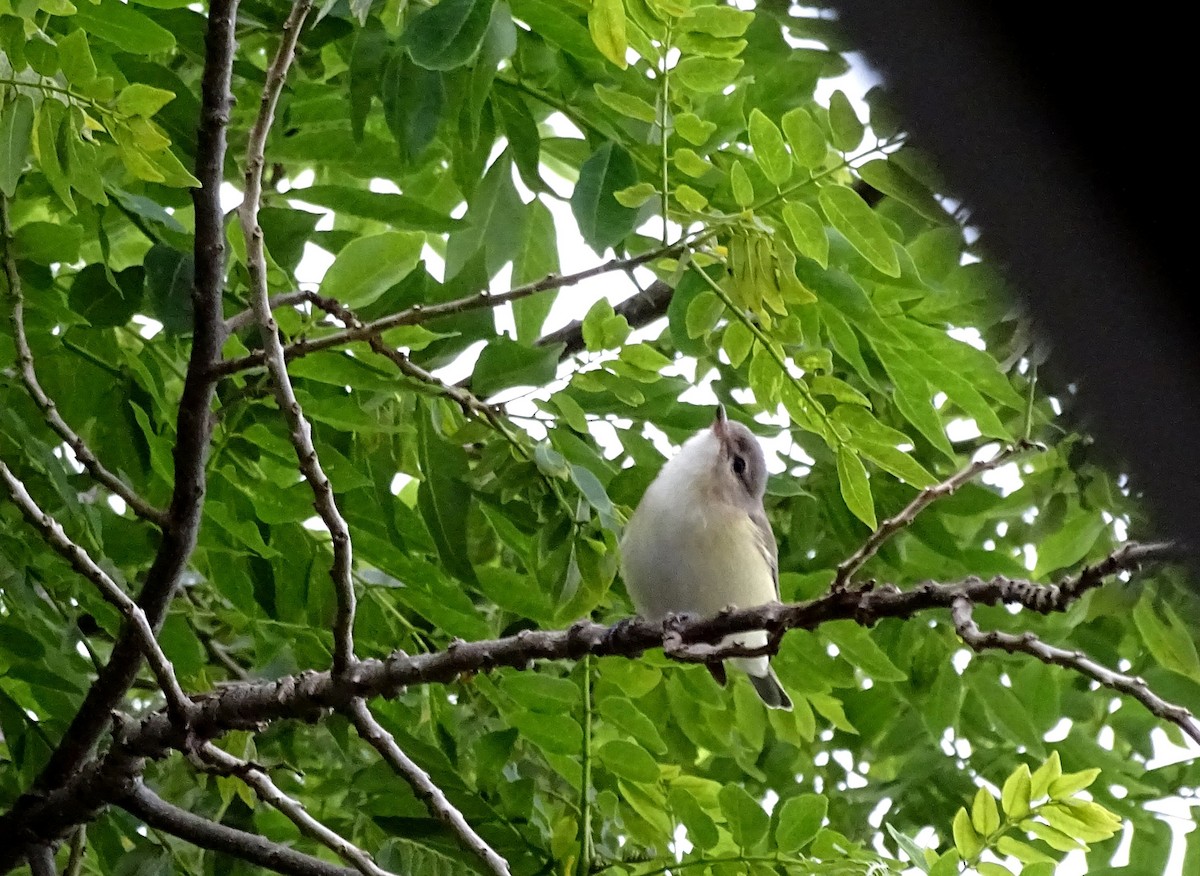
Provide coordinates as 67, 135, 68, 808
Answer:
213, 239, 701, 377
197, 743, 398, 876
121, 782, 357, 876
238, 0, 357, 677
0, 458, 194, 725
833, 440, 1043, 588
345, 699, 512, 876
951, 597, 1200, 745
0, 197, 166, 526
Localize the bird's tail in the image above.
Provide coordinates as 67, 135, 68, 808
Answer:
732, 656, 793, 710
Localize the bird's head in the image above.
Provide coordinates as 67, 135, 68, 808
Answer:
708, 404, 768, 502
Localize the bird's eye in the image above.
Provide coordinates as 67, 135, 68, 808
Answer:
732, 455, 746, 476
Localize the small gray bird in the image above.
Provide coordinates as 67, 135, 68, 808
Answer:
621, 405, 792, 709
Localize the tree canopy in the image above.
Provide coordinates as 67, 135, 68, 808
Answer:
0, 1, 1197, 875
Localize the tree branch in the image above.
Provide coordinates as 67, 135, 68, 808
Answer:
345, 699, 511, 876
24, 0, 241, 792
238, 0, 357, 676
197, 743, 398, 876
213, 241, 697, 378
0, 196, 166, 526
0, 541, 1178, 865
25, 846, 53, 876
120, 782, 358, 876
834, 440, 1043, 588
951, 597, 1200, 745
0, 458, 193, 725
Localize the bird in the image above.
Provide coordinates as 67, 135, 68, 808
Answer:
620, 404, 792, 709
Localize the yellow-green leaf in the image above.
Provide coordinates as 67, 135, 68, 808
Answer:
1001, 764, 1032, 820
614, 182, 657, 208
675, 112, 716, 145
674, 183, 708, 212
781, 107, 827, 168
673, 148, 712, 178
951, 807, 983, 859
589, 0, 628, 68
828, 89, 863, 151
781, 202, 828, 267
749, 109, 790, 186
731, 160, 754, 207
1029, 751, 1062, 801
593, 83, 655, 121
116, 84, 176, 118
971, 787, 1000, 837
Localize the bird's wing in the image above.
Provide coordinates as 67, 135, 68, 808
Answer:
748, 507, 780, 600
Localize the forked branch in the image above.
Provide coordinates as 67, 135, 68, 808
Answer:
951, 597, 1200, 745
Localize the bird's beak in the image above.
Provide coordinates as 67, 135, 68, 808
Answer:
712, 404, 728, 440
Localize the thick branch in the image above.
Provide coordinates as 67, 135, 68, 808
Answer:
213, 242, 695, 378
535, 279, 675, 358
0, 541, 1177, 864
834, 440, 1043, 588
198, 743, 397, 876
23, 0, 240, 794
0, 459, 193, 724
238, 0, 358, 675
121, 783, 358, 876
346, 699, 511, 876
25, 846, 53, 876
0, 198, 166, 525
951, 597, 1200, 745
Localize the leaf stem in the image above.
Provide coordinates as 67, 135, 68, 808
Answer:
659, 26, 673, 248
577, 653, 594, 876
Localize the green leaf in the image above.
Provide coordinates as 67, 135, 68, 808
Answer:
674, 184, 708, 212
685, 290, 724, 338
780, 202, 828, 267
822, 621, 906, 682
572, 142, 639, 252
319, 231, 424, 309
748, 109, 790, 186
291, 185, 457, 232
14, 221, 82, 265
116, 84, 176, 118
674, 112, 716, 145
597, 696, 668, 754
684, 4, 753, 37
588, 0, 628, 69
971, 787, 1000, 837
1047, 767, 1101, 800
817, 185, 901, 277
405, 0, 497, 71
501, 673, 579, 710
718, 783, 769, 850
722, 320, 753, 367
57, 29, 97, 86
593, 84, 655, 122
781, 107, 827, 168
976, 864, 1013, 876
1033, 511, 1105, 576
673, 148, 712, 178
951, 807, 982, 859
511, 711, 582, 755
827, 89, 863, 152
511, 199, 560, 342
1001, 763, 1032, 820
669, 785, 719, 849
730, 160, 754, 208
614, 182, 657, 208
1132, 592, 1200, 682
598, 740, 658, 784
416, 403, 476, 584
471, 337, 564, 397
74, 0, 175, 54
1023, 820, 1085, 853
857, 158, 946, 222
674, 57, 744, 93
509, 0, 604, 63
775, 793, 827, 852
995, 836, 1055, 865
836, 447, 876, 528
143, 244, 194, 334
0, 94, 34, 197
1029, 751, 1062, 801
